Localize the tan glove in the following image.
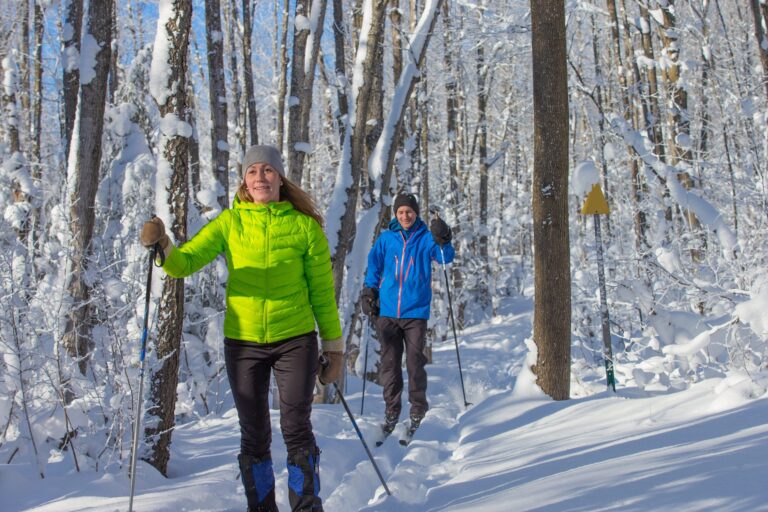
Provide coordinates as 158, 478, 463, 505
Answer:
140, 217, 172, 258
319, 351, 344, 385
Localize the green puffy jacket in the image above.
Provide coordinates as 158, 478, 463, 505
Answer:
162, 198, 342, 344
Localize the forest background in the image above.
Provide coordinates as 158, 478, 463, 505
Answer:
0, 0, 767, 482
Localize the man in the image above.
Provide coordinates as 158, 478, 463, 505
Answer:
362, 193, 454, 439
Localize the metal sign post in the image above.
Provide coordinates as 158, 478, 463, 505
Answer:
581, 184, 615, 392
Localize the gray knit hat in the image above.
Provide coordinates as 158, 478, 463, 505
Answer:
393, 193, 420, 215
242, 145, 285, 177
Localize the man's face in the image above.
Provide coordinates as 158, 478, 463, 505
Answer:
396, 206, 417, 230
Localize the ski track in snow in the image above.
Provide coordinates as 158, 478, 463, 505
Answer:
4, 297, 768, 511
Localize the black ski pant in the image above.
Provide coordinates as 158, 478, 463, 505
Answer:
224, 333, 319, 459
377, 317, 429, 420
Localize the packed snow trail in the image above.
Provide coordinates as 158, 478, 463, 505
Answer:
5, 296, 768, 511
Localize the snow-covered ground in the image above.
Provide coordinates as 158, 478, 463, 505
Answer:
4, 296, 767, 511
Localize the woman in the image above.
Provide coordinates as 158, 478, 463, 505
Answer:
140, 145, 343, 512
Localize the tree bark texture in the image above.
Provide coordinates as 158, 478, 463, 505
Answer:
276, 0, 290, 152
205, 0, 230, 208
287, 0, 328, 184
530, 0, 571, 401
242, 0, 259, 146
331, 0, 388, 301
331, 0, 349, 146
750, 0, 768, 101
62, 0, 83, 159
62, 0, 113, 377
145, 0, 192, 477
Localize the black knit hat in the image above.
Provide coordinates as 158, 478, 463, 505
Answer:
393, 193, 420, 215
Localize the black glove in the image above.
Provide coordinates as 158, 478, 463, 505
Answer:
430, 218, 452, 245
361, 287, 380, 317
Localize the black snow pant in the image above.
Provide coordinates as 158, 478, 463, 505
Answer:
376, 317, 429, 420
225, 333, 323, 511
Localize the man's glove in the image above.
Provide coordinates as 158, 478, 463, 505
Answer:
140, 217, 171, 257
319, 351, 344, 385
361, 287, 379, 317
430, 218, 452, 245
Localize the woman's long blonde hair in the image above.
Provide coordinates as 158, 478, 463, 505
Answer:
236, 177, 324, 227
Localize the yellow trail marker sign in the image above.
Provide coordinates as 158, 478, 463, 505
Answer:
581, 183, 610, 215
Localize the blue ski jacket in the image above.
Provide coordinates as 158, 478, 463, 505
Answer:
364, 217, 455, 319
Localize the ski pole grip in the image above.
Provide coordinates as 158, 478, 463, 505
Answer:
152, 241, 166, 267
319, 354, 329, 368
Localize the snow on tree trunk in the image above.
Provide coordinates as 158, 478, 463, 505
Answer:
204, 0, 230, 209
242, 0, 259, 147
146, 0, 192, 477
62, 0, 83, 159
287, 0, 328, 183
62, 0, 113, 378
530, 0, 570, 401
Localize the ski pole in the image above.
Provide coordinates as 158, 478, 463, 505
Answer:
129, 243, 163, 512
320, 356, 391, 496
360, 318, 371, 416
437, 245, 471, 408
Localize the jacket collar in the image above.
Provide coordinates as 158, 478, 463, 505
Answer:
233, 196, 294, 214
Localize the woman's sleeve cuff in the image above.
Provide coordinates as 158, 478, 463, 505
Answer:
321, 337, 344, 352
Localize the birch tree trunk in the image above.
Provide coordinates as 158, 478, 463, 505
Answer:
242, 0, 259, 146
61, 0, 113, 377
146, 0, 192, 476
226, 0, 245, 156
530, 0, 570, 401
62, 0, 83, 158
287, 0, 328, 183
205, 0, 230, 208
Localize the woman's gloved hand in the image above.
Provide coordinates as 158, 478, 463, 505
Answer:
140, 217, 171, 257
319, 350, 344, 385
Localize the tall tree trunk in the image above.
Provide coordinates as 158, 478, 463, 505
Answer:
607, 0, 648, 253
276, 0, 290, 151
226, 0, 245, 156
331, 0, 348, 145
2, 58, 20, 154
331, 0, 388, 300
32, 1, 43, 163
530, 0, 570, 401
638, 4, 665, 161
242, 0, 259, 146
476, 39, 489, 309
205, 0, 230, 208
657, 0, 704, 259
146, 0, 192, 477
287, 0, 328, 184
19, 0, 30, 140
109, 0, 119, 103
62, 0, 83, 158
62, 0, 113, 377
750, 0, 768, 101
441, 0, 464, 326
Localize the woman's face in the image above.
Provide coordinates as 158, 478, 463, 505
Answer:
396, 206, 417, 230
244, 163, 281, 204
